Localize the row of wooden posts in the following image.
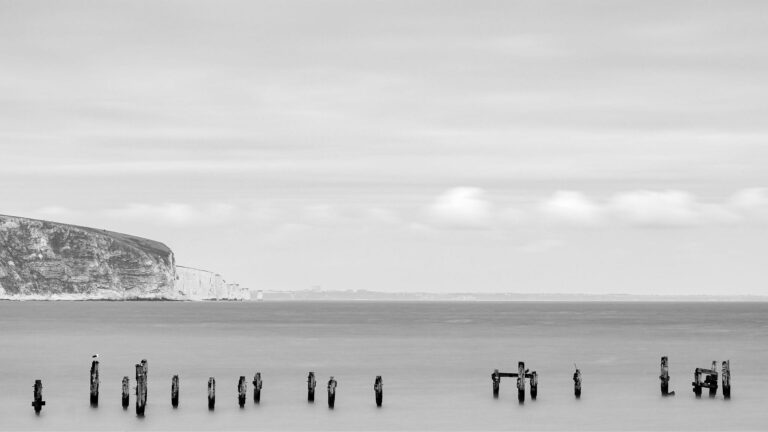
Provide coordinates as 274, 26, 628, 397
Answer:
490, 356, 732, 403
33, 359, 384, 415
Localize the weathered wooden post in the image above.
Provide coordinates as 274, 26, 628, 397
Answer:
238, 376, 247, 408
491, 369, 500, 398
327, 376, 337, 409
516, 362, 525, 403
90, 359, 99, 407
252, 373, 262, 403
374, 376, 383, 407
307, 372, 316, 402
660, 356, 674, 396
31, 380, 45, 414
208, 377, 216, 410
529, 370, 538, 400
573, 367, 581, 398
706, 361, 718, 398
122, 376, 130, 408
722, 360, 731, 399
692, 361, 718, 398
171, 375, 179, 408
692, 368, 702, 397
135, 363, 147, 416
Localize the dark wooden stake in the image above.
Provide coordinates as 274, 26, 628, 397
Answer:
491, 369, 500, 398
660, 356, 675, 396
307, 372, 316, 403
208, 377, 215, 410
573, 367, 582, 398
122, 376, 129, 408
90, 360, 99, 407
692, 361, 718, 398
136, 362, 147, 416
374, 376, 383, 407
529, 370, 538, 400
516, 362, 525, 403
252, 372, 262, 403
327, 377, 337, 409
31, 380, 45, 414
238, 376, 247, 408
722, 360, 731, 399
171, 375, 179, 408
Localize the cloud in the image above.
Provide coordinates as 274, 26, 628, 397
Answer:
427, 187, 493, 228
102, 203, 238, 226
539, 191, 603, 226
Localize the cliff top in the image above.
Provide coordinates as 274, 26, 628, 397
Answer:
0, 213, 173, 259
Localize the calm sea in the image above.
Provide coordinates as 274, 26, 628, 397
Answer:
0, 301, 766, 431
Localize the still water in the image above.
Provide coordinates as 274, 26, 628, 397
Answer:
0, 301, 766, 430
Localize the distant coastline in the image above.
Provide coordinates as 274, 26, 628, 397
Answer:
250, 289, 768, 302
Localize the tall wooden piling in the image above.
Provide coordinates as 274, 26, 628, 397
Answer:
307, 372, 316, 402
238, 376, 247, 408
208, 377, 216, 410
516, 362, 525, 403
573, 367, 581, 398
722, 360, 731, 399
31, 380, 45, 414
122, 376, 130, 408
529, 370, 538, 400
135, 363, 147, 416
660, 356, 669, 394
374, 376, 383, 407
327, 377, 337, 409
171, 375, 179, 408
252, 373, 262, 403
491, 369, 500, 398
90, 360, 99, 407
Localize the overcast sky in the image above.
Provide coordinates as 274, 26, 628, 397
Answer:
1, 0, 767, 295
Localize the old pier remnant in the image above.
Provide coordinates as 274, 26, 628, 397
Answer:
660, 356, 675, 396
252, 373, 262, 403
307, 372, 316, 402
374, 376, 383, 407
208, 378, 216, 410
327, 377, 337, 409
238, 376, 247, 408
490, 361, 538, 403
135, 361, 148, 416
692, 361, 718, 398
122, 376, 130, 408
90, 359, 99, 407
31, 380, 45, 414
722, 361, 731, 399
573, 366, 581, 398
171, 375, 179, 408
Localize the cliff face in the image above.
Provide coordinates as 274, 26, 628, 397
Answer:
176, 266, 249, 300
0, 214, 177, 299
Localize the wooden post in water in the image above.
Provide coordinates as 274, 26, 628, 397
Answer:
122, 376, 130, 408
327, 377, 337, 409
31, 380, 45, 414
307, 372, 316, 402
573, 366, 582, 398
516, 362, 525, 403
722, 360, 731, 399
491, 369, 500, 398
252, 373, 262, 403
707, 361, 718, 398
208, 377, 216, 410
135, 363, 147, 416
90, 360, 99, 407
660, 356, 673, 396
171, 375, 179, 408
529, 371, 538, 400
238, 376, 247, 408
374, 376, 383, 407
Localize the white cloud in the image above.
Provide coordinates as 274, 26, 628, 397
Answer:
539, 191, 603, 226
427, 187, 493, 228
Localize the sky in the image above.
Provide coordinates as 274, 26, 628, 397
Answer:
1, 0, 767, 295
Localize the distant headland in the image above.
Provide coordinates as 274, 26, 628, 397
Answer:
0, 214, 248, 301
